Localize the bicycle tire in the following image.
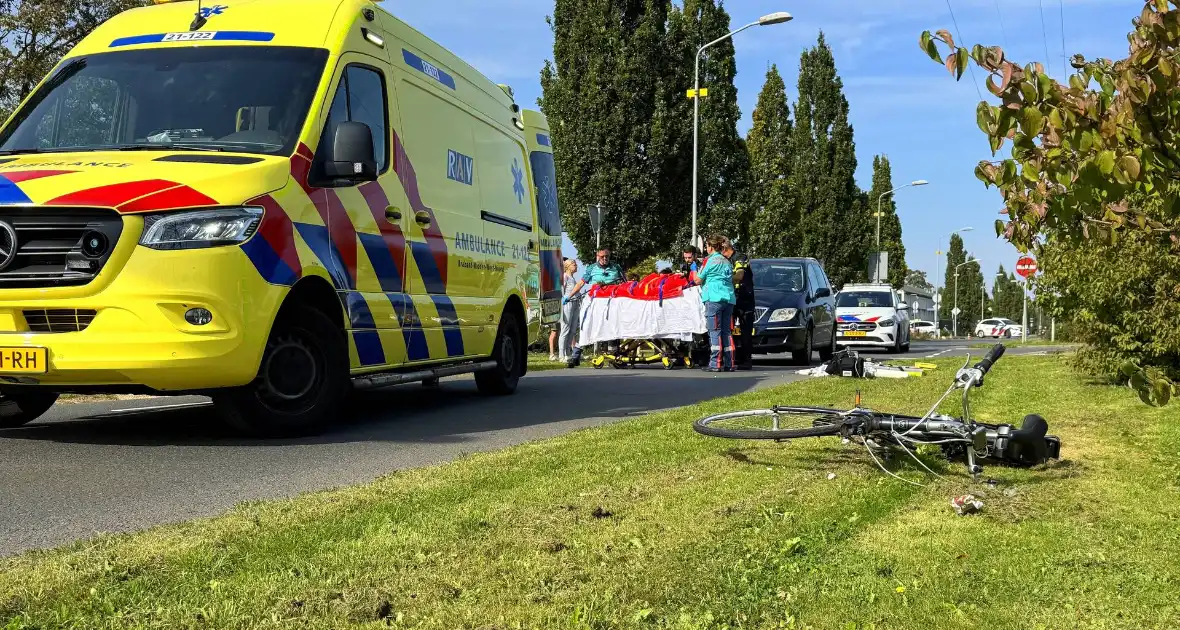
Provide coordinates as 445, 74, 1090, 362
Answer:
694, 406, 847, 440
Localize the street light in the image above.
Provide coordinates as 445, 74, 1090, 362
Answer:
691, 11, 793, 244
953, 258, 980, 337
874, 179, 928, 282
934, 226, 973, 338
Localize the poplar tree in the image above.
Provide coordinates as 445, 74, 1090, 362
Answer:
866, 155, 908, 287
664, 0, 748, 246
539, 0, 671, 268
791, 34, 861, 287
747, 64, 795, 257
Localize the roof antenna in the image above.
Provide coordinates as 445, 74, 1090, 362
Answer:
190, 0, 207, 31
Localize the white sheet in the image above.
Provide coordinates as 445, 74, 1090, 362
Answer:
576, 286, 708, 346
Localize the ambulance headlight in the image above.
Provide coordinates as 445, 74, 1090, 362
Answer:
140, 207, 263, 250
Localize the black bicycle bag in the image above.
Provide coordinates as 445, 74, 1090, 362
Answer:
826, 351, 866, 378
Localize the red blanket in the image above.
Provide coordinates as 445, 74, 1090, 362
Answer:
588, 273, 691, 300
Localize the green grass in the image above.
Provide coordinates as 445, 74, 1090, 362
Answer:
968, 338, 1074, 348
4, 355, 1179, 629
528, 352, 569, 372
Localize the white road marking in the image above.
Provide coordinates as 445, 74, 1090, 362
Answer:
925, 346, 967, 359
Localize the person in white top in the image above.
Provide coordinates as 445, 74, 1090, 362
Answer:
558, 258, 581, 362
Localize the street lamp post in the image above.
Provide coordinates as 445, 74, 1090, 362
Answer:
874, 180, 928, 282
934, 227, 973, 338
691, 11, 792, 244
953, 258, 979, 337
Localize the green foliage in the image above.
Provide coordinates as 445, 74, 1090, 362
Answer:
540, 0, 748, 268
866, 155, 908, 287
1036, 216, 1180, 401
748, 64, 796, 258
904, 269, 933, 291
0, 0, 147, 121
922, 1, 1180, 402
540, 0, 672, 269
791, 34, 863, 288
671, 0, 749, 244
990, 265, 1026, 323
941, 234, 985, 334
920, 3, 1180, 251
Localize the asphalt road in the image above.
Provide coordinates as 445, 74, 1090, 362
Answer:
0, 339, 1068, 556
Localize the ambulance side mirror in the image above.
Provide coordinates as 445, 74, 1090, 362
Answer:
319, 121, 378, 184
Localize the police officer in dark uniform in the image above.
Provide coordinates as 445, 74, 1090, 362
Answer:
722, 238, 755, 370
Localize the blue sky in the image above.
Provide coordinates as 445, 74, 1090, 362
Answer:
392, 0, 1131, 289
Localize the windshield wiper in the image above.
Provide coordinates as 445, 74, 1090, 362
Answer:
114, 144, 226, 152
0, 148, 55, 156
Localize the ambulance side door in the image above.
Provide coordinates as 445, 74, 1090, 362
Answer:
389, 52, 491, 362
312, 50, 415, 369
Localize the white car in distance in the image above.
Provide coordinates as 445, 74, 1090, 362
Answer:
975, 318, 1024, 338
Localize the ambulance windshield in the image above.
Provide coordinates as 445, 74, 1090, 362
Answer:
0, 46, 328, 157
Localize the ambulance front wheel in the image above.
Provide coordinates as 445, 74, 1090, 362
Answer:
0, 390, 59, 428
214, 304, 350, 438
476, 309, 525, 396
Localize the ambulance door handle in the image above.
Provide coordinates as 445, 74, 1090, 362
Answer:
385, 206, 402, 220
528, 240, 536, 250
414, 210, 432, 225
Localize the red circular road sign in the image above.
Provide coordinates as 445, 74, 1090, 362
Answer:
1016, 256, 1038, 279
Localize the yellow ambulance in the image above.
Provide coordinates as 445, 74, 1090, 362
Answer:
0, 0, 565, 435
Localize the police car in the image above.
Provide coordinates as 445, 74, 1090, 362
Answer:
834, 283, 911, 352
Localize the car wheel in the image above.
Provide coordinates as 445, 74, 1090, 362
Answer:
792, 327, 813, 365
476, 308, 525, 395
0, 391, 59, 428
818, 324, 837, 361
214, 305, 351, 438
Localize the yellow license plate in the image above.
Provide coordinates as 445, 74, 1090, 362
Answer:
842, 331, 867, 337
0, 347, 48, 374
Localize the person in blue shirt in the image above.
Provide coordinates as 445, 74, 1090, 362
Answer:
694, 234, 736, 372
563, 248, 625, 367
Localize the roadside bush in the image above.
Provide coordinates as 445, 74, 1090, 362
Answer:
1037, 229, 1180, 384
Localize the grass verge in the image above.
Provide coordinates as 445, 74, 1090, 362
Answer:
968, 338, 1073, 348
527, 352, 568, 372
3, 355, 1178, 629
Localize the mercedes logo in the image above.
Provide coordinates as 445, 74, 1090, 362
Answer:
0, 221, 16, 272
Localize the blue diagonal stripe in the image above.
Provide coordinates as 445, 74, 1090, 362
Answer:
0, 174, 32, 205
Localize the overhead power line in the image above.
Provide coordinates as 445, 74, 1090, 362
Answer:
1038, 0, 1053, 76
1058, 0, 1068, 78
944, 0, 984, 101
993, 0, 1010, 51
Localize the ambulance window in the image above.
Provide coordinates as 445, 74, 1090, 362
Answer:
320, 65, 388, 173
30, 76, 123, 149
529, 150, 561, 237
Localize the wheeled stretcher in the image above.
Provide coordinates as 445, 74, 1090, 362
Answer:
575, 275, 708, 369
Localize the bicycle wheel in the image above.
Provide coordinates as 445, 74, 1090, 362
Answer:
694, 406, 848, 440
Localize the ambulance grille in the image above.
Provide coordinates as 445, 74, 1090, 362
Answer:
23, 309, 98, 333
0, 208, 123, 288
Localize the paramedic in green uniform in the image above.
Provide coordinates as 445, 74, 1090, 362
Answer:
563, 248, 625, 367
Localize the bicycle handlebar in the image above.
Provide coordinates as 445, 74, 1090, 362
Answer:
973, 343, 1006, 376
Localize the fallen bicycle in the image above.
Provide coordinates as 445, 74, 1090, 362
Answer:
693, 344, 1062, 483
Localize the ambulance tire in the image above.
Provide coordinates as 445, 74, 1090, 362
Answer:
215, 305, 350, 438
477, 309, 525, 396
0, 391, 59, 428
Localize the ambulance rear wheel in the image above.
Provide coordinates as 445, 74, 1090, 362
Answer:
0, 391, 59, 428
215, 305, 350, 437
476, 309, 525, 395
